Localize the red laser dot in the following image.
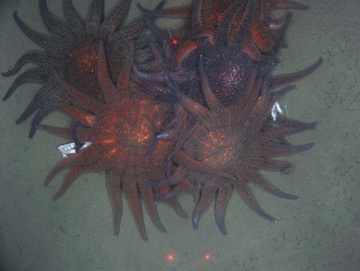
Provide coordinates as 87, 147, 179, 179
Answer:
171, 39, 178, 46
204, 254, 211, 261
167, 253, 174, 262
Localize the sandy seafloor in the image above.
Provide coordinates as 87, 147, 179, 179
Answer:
0, 0, 359, 270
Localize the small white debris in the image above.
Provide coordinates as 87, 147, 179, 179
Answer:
271, 101, 284, 121
157, 133, 170, 139
58, 142, 92, 158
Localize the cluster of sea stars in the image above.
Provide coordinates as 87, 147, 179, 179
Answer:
2, 0, 321, 240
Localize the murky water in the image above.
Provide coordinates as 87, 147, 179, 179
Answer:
0, 0, 359, 270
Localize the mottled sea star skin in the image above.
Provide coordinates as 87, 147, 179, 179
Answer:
137, 0, 308, 64
134, 0, 317, 106
147, 54, 318, 236
38, 42, 186, 241
134, 0, 321, 162
2, 0, 322, 240
137, 0, 322, 237
2, 0, 148, 138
